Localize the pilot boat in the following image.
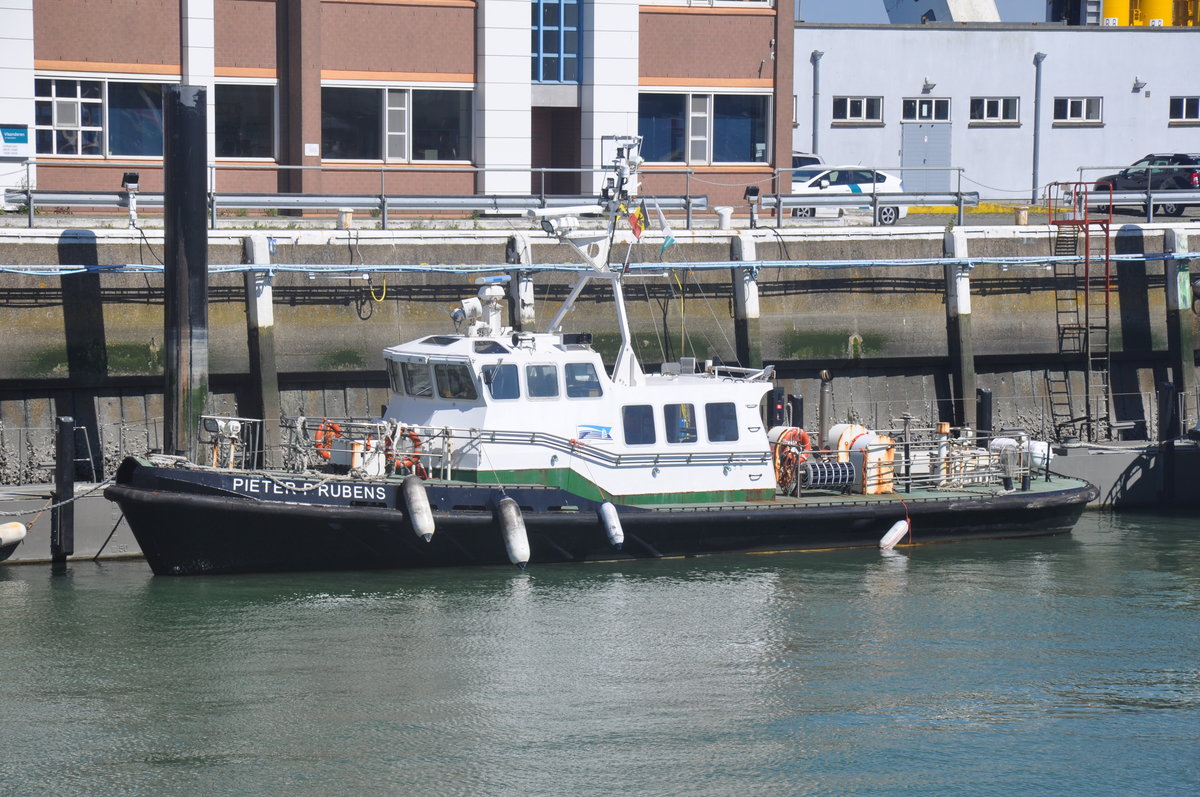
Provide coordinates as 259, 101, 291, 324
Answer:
105, 138, 1097, 575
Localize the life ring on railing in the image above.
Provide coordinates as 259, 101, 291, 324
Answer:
770, 427, 812, 496
314, 421, 343, 460
385, 428, 423, 471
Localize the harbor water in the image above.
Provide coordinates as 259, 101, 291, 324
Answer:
2, 511, 1197, 796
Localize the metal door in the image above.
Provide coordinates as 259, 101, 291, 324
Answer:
901, 123, 951, 193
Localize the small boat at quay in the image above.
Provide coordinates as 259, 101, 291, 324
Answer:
104, 137, 1097, 575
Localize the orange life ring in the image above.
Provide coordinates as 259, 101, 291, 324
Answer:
314, 421, 343, 460
385, 428, 423, 470
772, 427, 812, 495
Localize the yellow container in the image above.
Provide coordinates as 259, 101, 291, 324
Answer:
1102, 0, 1130, 24
1141, 0, 1175, 23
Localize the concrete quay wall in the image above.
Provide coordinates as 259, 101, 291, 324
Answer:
0, 222, 1194, 484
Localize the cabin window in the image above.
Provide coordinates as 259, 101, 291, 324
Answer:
705, 402, 739, 443
664, 403, 698, 444
434, 363, 478, 400
386, 361, 404, 394
622, 405, 656, 445
474, 340, 509, 354
526, 364, 559, 398
565, 362, 603, 398
482, 364, 520, 400
401, 362, 434, 398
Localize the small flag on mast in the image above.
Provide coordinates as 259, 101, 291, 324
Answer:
627, 200, 648, 239
652, 198, 677, 258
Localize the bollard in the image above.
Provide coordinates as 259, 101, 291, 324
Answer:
714, 206, 732, 230
51, 416, 75, 562
1014, 205, 1029, 225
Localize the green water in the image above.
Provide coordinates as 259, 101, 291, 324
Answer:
2, 511, 1197, 796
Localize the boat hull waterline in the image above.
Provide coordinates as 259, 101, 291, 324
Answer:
105, 465, 1098, 575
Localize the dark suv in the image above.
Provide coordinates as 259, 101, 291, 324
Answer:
1093, 153, 1200, 216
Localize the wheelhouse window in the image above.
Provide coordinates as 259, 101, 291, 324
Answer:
401, 362, 434, 398
434, 363, 478, 400
216, 84, 275, 158
639, 92, 769, 164
622, 405, 656, 445
1053, 97, 1101, 123
386, 361, 404, 394
664, 403, 698, 444
705, 403, 739, 443
482, 364, 520, 400
322, 86, 472, 161
832, 96, 883, 123
532, 0, 580, 83
1169, 96, 1200, 123
902, 98, 949, 122
526, 364, 559, 398
565, 362, 603, 398
969, 97, 1018, 124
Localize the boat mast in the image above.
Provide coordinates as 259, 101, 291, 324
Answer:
539, 136, 645, 386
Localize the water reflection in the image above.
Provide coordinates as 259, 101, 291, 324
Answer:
1, 512, 1197, 795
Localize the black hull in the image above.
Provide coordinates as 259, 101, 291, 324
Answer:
0, 540, 20, 563
104, 465, 1098, 575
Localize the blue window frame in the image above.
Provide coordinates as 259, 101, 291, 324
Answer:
531, 0, 580, 83
639, 92, 770, 164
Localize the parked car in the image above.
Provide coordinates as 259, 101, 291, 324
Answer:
790, 166, 907, 225
1092, 153, 1200, 216
792, 152, 824, 170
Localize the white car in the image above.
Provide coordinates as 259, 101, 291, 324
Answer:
790, 166, 908, 225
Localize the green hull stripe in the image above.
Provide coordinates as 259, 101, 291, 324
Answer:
448, 467, 774, 505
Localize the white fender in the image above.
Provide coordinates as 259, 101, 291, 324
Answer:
497, 497, 530, 567
402, 475, 435, 542
879, 519, 909, 550
0, 522, 27, 547
598, 501, 624, 550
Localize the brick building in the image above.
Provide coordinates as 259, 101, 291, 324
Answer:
0, 0, 794, 211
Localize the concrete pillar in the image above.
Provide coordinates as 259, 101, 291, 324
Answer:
581, 0, 640, 194
277, 0, 323, 194
1164, 229, 1196, 427
944, 229, 976, 429
181, 0, 216, 166
476, 0, 532, 194
731, 232, 762, 369
0, 1, 34, 200
244, 235, 280, 466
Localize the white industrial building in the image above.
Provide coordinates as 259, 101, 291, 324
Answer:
794, 22, 1200, 202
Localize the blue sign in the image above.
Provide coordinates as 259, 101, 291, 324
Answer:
1, 125, 31, 157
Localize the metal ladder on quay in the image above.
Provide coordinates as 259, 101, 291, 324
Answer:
1045, 183, 1117, 442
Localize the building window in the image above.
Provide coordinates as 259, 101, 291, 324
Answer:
34, 78, 103, 155
108, 83, 164, 156
969, 96, 1018, 123
216, 84, 275, 158
902, 98, 950, 121
638, 93, 769, 164
322, 86, 472, 161
1169, 96, 1200, 122
1053, 97, 1102, 123
832, 96, 883, 123
532, 0, 580, 83
34, 78, 165, 157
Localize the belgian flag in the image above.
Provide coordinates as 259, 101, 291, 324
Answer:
627, 200, 648, 239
